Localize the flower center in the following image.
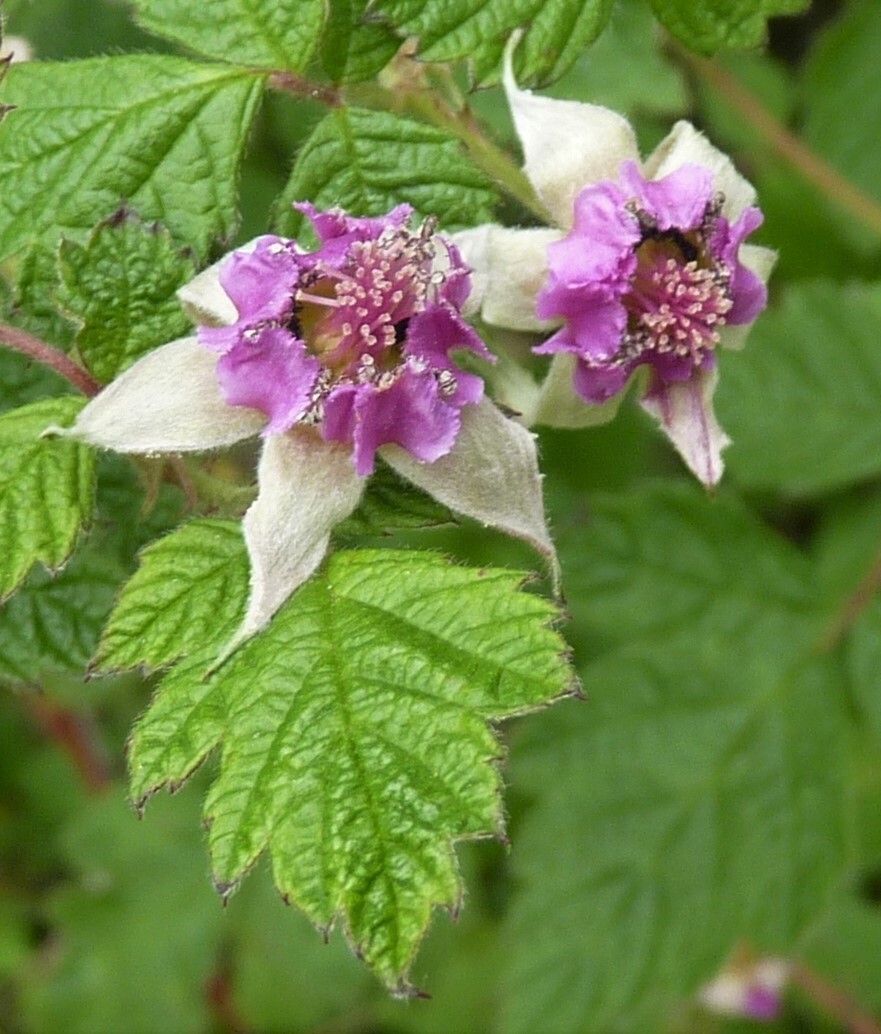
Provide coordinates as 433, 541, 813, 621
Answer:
622, 230, 733, 364
293, 224, 436, 378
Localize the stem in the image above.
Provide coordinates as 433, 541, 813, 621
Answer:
0, 322, 101, 397
408, 88, 551, 223
792, 963, 881, 1034
816, 541, 881, 652
268, 71, 341, 107
674, 47, 881, 239
24, 695, 112, 795
269, 68, 549, 222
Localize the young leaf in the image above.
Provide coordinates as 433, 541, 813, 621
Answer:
272, 107, 498, 240
133, 0, 324, 72
0, 397, 95, 600
0, 57, 264, 261
502, 484, 851, 1031
9, 245, 77, 348
57, 214, 196, 384
93, 519, 249, 674
648, 0, 808, 54
717, 282, 881, 495
130, 549, 574, 991
373, 0, 613, 86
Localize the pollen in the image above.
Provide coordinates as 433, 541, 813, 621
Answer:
623, 237, 733, 364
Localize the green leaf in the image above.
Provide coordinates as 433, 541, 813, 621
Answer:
134, 0, 324, 72
335, 460, 454, 538
0, 57, 264, 261
19, 789, 225, 1034
717, 282, 881, 495
130, 549, 573, 990
7, 245, 77, 348
94, 519, 249, 674
57, 213, 196, 383
547, 0, 686, 116
648, 0, 808, 54
273, 108, 498, 240
0, 547, 121, 686
502, 484, 851, 1031
318, 0, 400, 83
799, 893, 881, 1019
373, 0, 613, 86
0, 396, 95, 600
803, 0, 881, 206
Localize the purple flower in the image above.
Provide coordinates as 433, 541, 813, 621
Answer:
699, 956, 790, 1022
456, 39, 776, 486
198, 204, 491, 476
50, 205, 556, 653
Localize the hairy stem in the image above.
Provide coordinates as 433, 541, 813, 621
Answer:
268, 70, 341, 107
675, 48, 881, 239
0, 322, 101, 397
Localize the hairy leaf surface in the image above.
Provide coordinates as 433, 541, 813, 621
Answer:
94, 519, 249, 674
0, 57, 264, 260
130, 549, 573, 989
649, 0, 808, 53
273, 108, 498, 239
0, 548, 121, 686
58, 215, 196, 383
0, 397, 95, 600
318, 0, 400, 83
134, 0, 324, 72
374, 0, 613, 85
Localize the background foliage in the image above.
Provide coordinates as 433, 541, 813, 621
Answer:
2, 0, 881, 1031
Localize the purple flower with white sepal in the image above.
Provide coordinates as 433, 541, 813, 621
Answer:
456, 37, 776, 486
49, 204, 555, 655
199, 204, 491, 475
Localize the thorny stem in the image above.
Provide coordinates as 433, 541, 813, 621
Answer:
0, 322, 101, 397
674, 46, 881, 240
792, 963, 881, 1034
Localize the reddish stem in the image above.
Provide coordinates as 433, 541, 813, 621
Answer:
0, 322, 101, 397
792, 963, 881, 1034
268, 71, 341, 106
24, 695, 113, 795
673, 47, 881, 239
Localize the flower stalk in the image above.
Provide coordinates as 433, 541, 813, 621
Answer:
0, 322, 101, 397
